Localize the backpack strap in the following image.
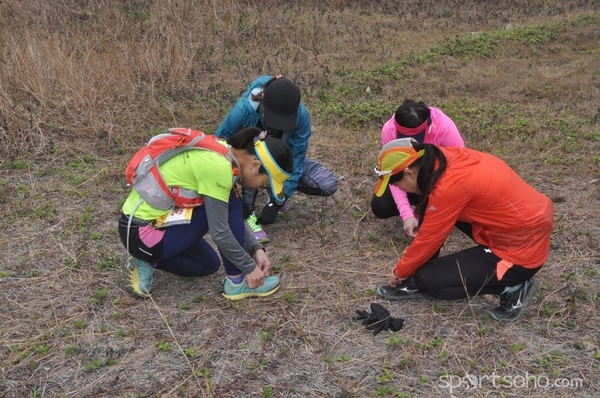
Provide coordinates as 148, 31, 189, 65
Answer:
126, 198, 145, 256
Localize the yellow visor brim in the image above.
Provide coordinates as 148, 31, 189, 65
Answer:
374, 175, 391, 197
255, 140, 291, 203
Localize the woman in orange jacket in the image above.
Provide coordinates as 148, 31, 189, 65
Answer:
373, 138, 553, 321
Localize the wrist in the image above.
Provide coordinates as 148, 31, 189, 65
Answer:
392, 261, 405, 279
401, 213, 415, 222
249, 245, 265, 257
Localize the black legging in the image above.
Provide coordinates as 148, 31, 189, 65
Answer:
413, 222, 542, 299
370, 183, 419, 219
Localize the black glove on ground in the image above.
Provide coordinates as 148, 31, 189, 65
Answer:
257, 200, 282, 225
353, 303, 404, 336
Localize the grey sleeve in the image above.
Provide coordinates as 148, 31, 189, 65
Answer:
203, 195, 257, 275
243, 222, 261, 251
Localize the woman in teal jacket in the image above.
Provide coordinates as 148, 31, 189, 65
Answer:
215, 75, 337, 243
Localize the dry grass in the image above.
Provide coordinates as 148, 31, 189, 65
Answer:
1, 1, 600, 397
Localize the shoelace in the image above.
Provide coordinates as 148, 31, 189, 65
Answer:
501, 282, 527, 308
246, 215, 263, 233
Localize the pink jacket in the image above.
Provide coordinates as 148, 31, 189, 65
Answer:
381, 107, 465, 220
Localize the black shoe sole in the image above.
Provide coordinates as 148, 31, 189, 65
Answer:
376, 286, 432, 301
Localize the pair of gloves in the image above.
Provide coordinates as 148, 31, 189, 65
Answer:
257, 200, 284, 225
353, 303, 404, 336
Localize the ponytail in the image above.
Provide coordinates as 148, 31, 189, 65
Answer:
410, 142, 447, 224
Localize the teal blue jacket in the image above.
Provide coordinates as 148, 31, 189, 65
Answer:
215, 76, 311, 200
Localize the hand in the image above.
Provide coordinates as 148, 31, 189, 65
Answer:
257, 200, 281, 225
403, 217, 419, 239
389, 273, 407, 288
252, 248, 271, 276
245, 267, 266, 289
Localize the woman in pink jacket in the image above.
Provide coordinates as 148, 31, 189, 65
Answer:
370, 100, 465, 238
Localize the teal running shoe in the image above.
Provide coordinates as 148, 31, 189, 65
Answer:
122, 254, 155, 298
222, 275, 280, 301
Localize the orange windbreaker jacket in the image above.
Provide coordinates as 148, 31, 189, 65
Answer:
393, 147, 554, 280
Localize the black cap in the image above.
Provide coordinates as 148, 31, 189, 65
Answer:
261, 77, 301, 131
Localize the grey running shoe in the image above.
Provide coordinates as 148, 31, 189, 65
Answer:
376, 277, 430, 300
489, 276, 539, 322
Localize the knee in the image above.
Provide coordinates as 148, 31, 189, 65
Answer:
371, 200, 396, 219
312, 172, 338, 196
206, 262, 221, 275
206, 251, 222, 271
370, 202, 387, 219
296, 181, 338, 197
192, 257, 221, 277
320, 181, 338, 196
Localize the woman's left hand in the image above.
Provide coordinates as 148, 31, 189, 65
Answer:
253, 249, 271, 275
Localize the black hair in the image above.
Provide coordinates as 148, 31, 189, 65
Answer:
394, 99, 430, 128
388, 141, 447, 225
226, 127, 294, 174
389, 171, 404, 184
412, 142, 447, 201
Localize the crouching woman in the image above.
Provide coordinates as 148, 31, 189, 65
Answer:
118, 127, 293, 300
373, 138, 553, 321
